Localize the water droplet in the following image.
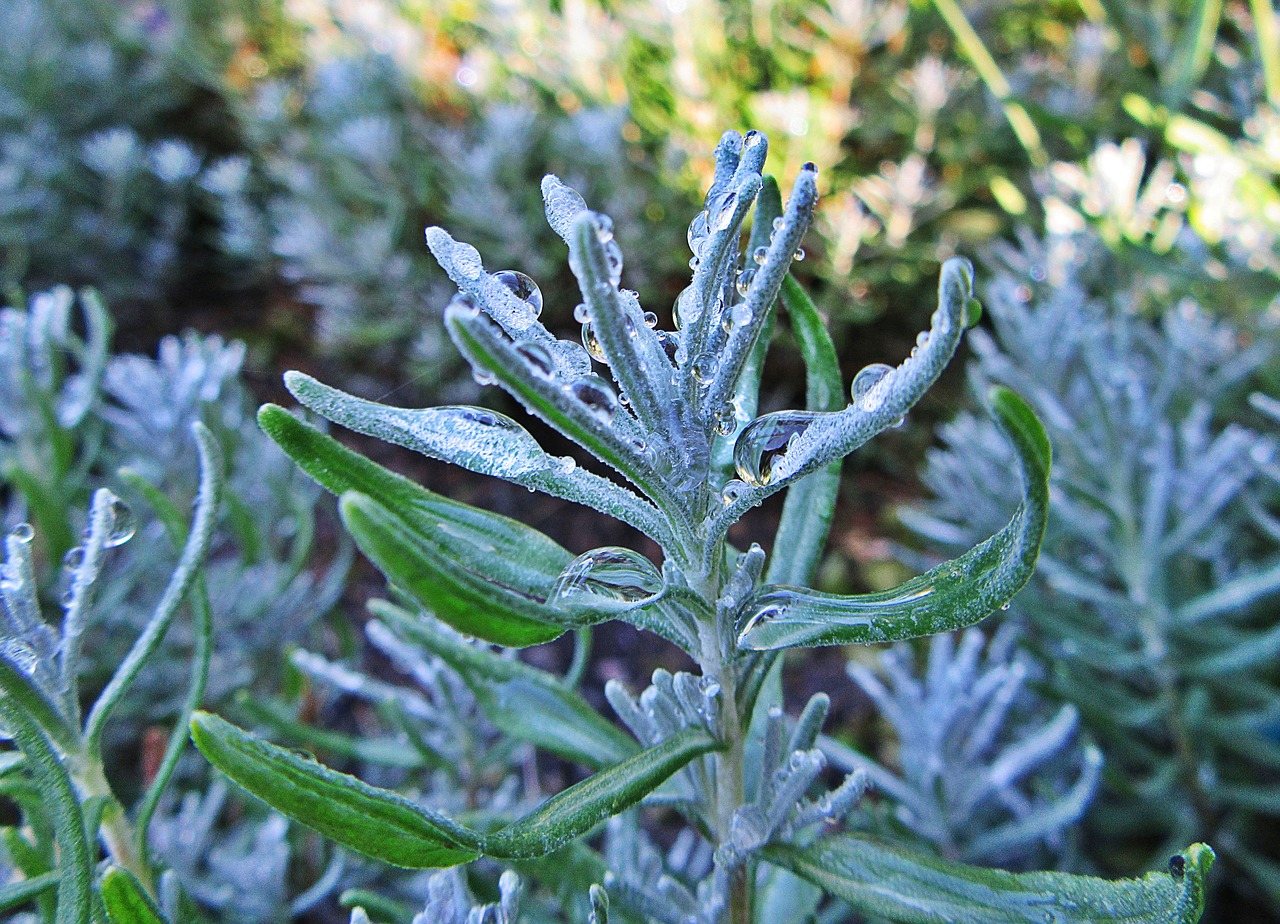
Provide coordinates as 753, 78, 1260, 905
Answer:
772, 216, 785, 232
736, 268, 755, 298
569, 377, 618, 422
721, 479, 749, 506
472, 368, 497, 387
700, 676, 721, 698
594, 215, 614, 244
691, 352, 719, 386
707, 191, 739, 232
642, 311, 658, 329
60, 587, 76, 607
730, 303, 753, 329
674, 286, 700, 329
452, 294, 480, 317
733, 412, 816, 487
103, 497, 136, 548
744, 130, 765, 148
63, 546, 86, 572
687, 211, 709, 255
515, 341, 554, 377
558, 455, 577, 474
603, 241, 624, 285
573, 302, 590, 323
792, 248, 805, 262
999, 601, 1011, 611
550, 547, 663, 606
964, 298, 983, 329
753, 246, 768, 266
850, 363, 892, 406
713, 406, 736, 436
9, 523, 34, 543
581, 323, 607, 362
494, 270, 543, 317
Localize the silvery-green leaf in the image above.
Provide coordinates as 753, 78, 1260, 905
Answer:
737, 388, 1049, 650
763, 836, 1213, 924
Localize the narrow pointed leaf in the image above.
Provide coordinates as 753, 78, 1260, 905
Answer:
193, 712, 716, 868
190, 712, 481, 868
442, 308, 678, 541
0, 871, 59, 914
767, 274, 844, 587
281, 370, 670, 546
340, 491, 571, 647
100, 867, 167, 924
738, 388, 1049, 650
371, 600, 639, 767
763, 836, 1212, 924
260, 406, 572, 647
482, 726, 721, 859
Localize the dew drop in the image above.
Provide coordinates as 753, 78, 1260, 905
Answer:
707, 191, 739, 232
550, 547, 663, 606
594, 214, 614, 244
753, 246, 768, 266
103, 497, 136, 548
472, 368, 497, 387
721, 479, 749, 507
642, 311, 658, 329
9, 523, 34, 543
63, 546, 86, 572
730, 303, 753, 329
604, 241, 624, 285
569, 377, 619, 422
558, 455, 577, 474
690, 352, 719, 387
687, 211, 710, 254
850, 363, 892, 406
713, 406, 736, 436
792, 248, 805, 262
1, 640, 37, 674
573, 302, 591, 324
61, 587, 76, 607
515, 341, 555, 377
494, 270, 544, 317
744, 130, 765, 148
736, 268, 755, 298
674, 286, 701, 329
772, 216, 785, 232
733, 412, 816, 487
581, 323, 607, 362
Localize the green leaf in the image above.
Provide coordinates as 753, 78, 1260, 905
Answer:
0, 871, 59, 914
767, 274, 844, 588
193, 711, 718, 868
100, 867, 167, 924
190, 711, 481, 869
0, 700, 94, 924
737, 387, 1049, 649
482, 726, 721, 859
260, 406, 572, 647
372, 600, 639, 768
763, 836, 1213, 924
339, 491, 571, 647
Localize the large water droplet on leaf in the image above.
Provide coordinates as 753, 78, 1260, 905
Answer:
103, 496, 136, 548
515, 341, 554, 377
691, 352, 719, 386
707, 191, 739, 232
733, 411, 817, 487
9, 523, 34, 544
850, 363, 892, 406
550, 547, 663, 607
581, 322, 607, 362
494, 270, 543, 317
569, 377, 619, 422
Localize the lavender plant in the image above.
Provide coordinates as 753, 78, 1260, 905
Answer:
181, 130, 1215, 922
901, 229, 1278, 909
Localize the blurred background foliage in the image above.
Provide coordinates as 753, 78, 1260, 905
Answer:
2, 0, 1279, 921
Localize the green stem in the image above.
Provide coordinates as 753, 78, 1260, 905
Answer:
929, 0, 1049, 168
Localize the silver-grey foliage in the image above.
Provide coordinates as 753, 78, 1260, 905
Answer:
902, 228, 1279, 899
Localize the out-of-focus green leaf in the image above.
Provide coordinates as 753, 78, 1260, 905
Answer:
100, 867, 167, 924
737, 388, 1049, 649
0, 871, 59, 914
764, 836, 1213, 924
